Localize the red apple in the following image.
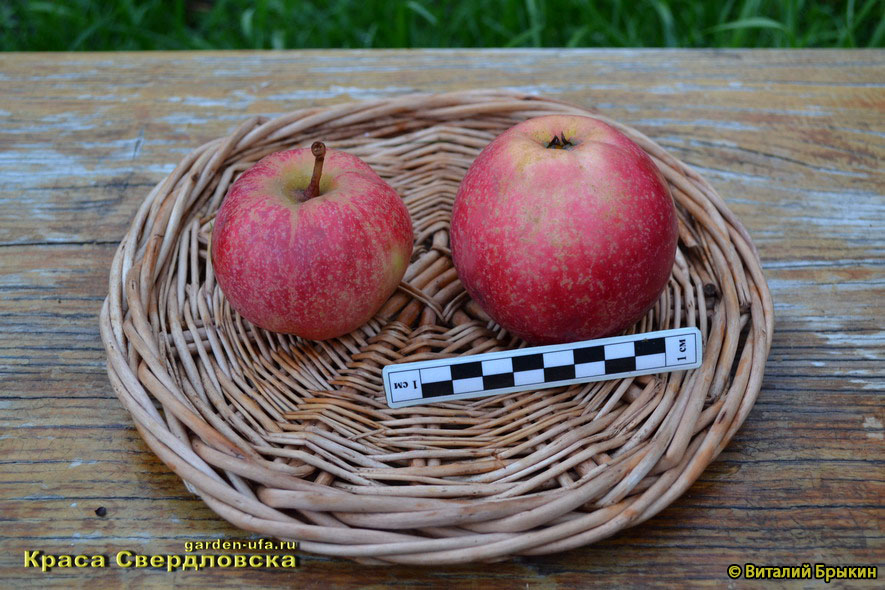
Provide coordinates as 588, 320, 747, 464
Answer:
211, 142, 413, 340
451, 115, 677, 345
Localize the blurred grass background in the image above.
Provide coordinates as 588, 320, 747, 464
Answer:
1, 0, 882, 50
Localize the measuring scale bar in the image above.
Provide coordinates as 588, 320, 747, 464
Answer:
383, 327, 702, 408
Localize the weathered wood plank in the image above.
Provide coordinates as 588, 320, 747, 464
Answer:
0, 49, 882, 588
1, 51, 882, 251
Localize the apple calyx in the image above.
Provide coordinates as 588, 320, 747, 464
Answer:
303, 141, 326, 200
546, 133, 574, 150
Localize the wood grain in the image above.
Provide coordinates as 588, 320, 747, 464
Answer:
1, 49, 882, 588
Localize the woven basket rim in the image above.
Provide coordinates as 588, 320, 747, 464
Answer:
100, 89, 774, 565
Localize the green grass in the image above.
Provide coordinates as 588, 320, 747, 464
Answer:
1, 0, 882, 50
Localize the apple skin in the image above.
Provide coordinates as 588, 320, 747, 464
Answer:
211, 147, 413, 340
450, 115, 677, 345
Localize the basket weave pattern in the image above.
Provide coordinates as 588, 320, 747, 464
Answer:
100, 90, 773, 564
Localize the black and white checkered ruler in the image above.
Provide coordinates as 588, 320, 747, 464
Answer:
382, 327, 702, 408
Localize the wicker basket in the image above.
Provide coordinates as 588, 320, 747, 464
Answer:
100, 89, 773, 565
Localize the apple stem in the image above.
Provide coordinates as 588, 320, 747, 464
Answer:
304, 141, 326, 200
546, 132, 574, 150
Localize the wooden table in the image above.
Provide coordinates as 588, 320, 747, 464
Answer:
1, 50, 882, 588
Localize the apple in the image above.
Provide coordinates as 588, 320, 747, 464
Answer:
450, 115, 677, 345
211, 142, 413, 340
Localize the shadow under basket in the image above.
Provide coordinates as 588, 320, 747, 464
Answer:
100, 90, 773, 565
